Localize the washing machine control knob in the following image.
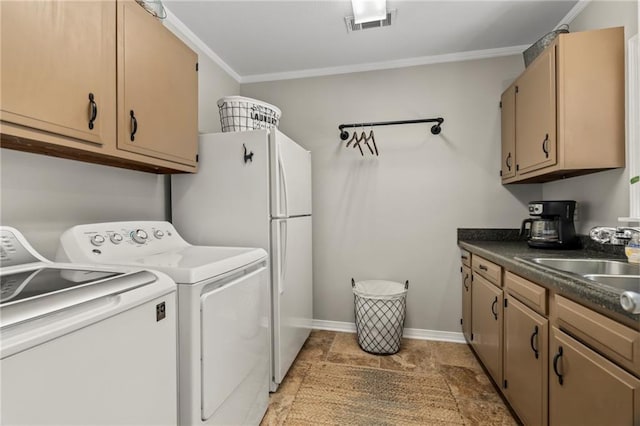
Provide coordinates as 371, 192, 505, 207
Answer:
90, 234, 105, 246
109, 233, 124, 244
153, 230, 165, 239
130, 229, 148, 244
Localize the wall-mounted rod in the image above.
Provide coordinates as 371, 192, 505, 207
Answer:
338, 117, 444, 140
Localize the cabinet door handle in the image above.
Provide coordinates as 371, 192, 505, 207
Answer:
130, 110, 138, 142
553, 346, 564, 385
491, 296, 498, 320
463, 274, 469, 291
506, 152, 512, 171
530, 325, 539, 359
479, 265, 488, 271
542, 134, 549, 158
88, 93, 97, 130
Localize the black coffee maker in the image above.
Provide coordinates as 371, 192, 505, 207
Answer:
521, 200, 579, 249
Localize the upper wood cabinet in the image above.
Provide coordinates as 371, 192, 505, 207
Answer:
500, 85, 516, 179
0, 0, 198, 174
117, 0, 198, 167
501, 27, 624, 184
0, 1, 116, 147
514, 47, 557, 175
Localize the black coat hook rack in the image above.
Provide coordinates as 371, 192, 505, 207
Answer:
338, 117, 444, 140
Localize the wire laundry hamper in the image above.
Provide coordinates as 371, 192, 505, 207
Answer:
217, 96, 281, 132
352, 279, 408, 355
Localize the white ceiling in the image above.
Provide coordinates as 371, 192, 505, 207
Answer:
163, 0, 581, 82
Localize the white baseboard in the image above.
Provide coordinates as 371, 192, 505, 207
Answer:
311, 319, 466, 344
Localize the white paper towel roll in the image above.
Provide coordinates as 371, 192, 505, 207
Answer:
620, 291, 640, 314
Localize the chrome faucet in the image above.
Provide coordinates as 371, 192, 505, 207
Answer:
590, 226, 640, 245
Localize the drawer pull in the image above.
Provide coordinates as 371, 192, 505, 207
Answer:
88, 93, 97, 130
530, 325, 539, 359
463, 274, 469, 291
553, 346, 564, 385
461, 255, 469, 261
479, 265, 488, 271
130, 110, 138, 142
491, 296, 498, 320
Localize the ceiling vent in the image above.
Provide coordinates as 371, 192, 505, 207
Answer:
345, 9, 396, 33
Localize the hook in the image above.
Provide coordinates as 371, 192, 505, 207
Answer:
243, 144, 254, 163
340, 130, 350, 140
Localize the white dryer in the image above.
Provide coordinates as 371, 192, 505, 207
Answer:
1, 226, 178, 425
57, 221, 270, 426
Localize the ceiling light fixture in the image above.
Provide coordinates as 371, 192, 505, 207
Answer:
351, 0, 387, 24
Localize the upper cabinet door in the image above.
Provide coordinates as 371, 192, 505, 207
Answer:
0, 1, 116, 146
515, 47, 557, 175
500, 85, 516, 180
117, 0, 198, 166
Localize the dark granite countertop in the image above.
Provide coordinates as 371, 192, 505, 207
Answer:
457, 229, 639, 327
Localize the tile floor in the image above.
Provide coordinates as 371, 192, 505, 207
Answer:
261, 330, 519, 426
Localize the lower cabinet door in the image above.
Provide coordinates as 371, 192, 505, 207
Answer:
461, 265, 472, 343
504, 296, 548, 426
549, 327, 640, 426
471, 273, 503, 384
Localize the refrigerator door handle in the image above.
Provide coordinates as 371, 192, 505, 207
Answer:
279, 220, 287, 294
278, 149, 289, 218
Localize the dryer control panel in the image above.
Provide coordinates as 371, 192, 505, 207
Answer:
57, 221, 190, 263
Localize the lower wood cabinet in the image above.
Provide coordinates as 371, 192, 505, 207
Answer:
549, 327, 640, 425
471, 273, 503, 384
504, 295, 548, 426
461, 265, 472, 343
460, 248, 640, 425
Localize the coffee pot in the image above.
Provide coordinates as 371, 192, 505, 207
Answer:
521, 201, 579, 249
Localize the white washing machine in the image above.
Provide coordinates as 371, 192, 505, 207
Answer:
1, 226, 178, 425
57, 221, 270, 426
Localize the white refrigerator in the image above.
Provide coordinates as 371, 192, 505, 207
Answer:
171, 129, 312, 391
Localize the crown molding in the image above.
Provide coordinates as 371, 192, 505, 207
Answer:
240, 44, 530, 84
555, 0, 591, 27
163, 1, 589, 85
163, 6, 242, 83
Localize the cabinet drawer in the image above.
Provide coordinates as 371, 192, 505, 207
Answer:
555, 295, 640, 376
505, 271, 547, 315
460, 249, 471, 268
472, 256, 501, 286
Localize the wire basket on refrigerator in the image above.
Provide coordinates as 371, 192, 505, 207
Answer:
217, 96, 281, 132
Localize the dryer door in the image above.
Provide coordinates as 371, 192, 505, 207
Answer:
200, 265, 269, 423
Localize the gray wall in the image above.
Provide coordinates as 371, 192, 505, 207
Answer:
241, 56, 542, 331
0, 19, 239, 258
542, 0, 638, 233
